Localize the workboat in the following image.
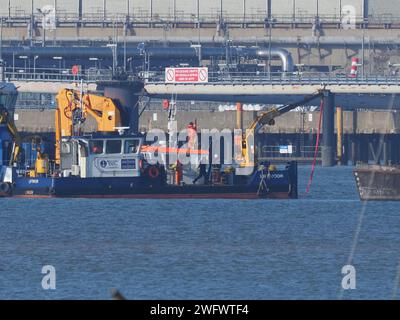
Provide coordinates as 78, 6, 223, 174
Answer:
354, 165, 400, 201
0, 82, 326, 200
1, 133, 298, 199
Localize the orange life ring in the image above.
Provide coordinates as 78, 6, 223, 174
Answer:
148, 166, 160, 179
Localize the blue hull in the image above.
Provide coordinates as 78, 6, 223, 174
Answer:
4, 161, 298, 199
9, 170, 297, 199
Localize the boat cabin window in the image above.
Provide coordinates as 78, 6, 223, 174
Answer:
124, 139, 140, 154
89, 140, 104, 155
106, 140, 122, 154
79, 142, 88, 157
61, 142, 71, 154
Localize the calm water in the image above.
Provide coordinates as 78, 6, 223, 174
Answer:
1, 166, 399, 300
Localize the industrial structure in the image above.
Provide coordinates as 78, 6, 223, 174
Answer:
1, 1, 400, 75
1, 1, 399, 21
1, 1, 400, 169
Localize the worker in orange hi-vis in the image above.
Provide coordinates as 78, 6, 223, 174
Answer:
187, 121, 198, 150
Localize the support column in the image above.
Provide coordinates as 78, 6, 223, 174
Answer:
78, 0, 83, 27
350, 135, 357, 165
392, 135, 399, 165
342, 134, 349, 165
336, 106, 343, 165
322, 91, 335, 167
394, 136, 398, 165
360, 135, 369, 164
383, 136, 389, 166
235, 102, 244, 162
236, 102, 243, 131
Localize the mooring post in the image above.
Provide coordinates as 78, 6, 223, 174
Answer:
236, 102, 243, 131
322, 90, 335, 167
336, 106, 343, 165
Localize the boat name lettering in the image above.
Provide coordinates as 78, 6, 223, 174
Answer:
269, 174, 285, 179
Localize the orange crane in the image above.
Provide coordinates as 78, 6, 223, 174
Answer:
55, 88, 122, 164
55, 88, 208, 166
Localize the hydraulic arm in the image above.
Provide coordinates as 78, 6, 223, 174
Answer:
55, 88, 122, 164
241, 90, 325, 166
0, 107, 21, 166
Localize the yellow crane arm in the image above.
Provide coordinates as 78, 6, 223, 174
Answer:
55, 88, 122, 165
7, 121, 21, 165
246, 107, 281, 140
82, 94, 122, 132
241, 91, 325, 166
0, 110, 21, 166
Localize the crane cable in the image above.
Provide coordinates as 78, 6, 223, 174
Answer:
305, 97, 324, 194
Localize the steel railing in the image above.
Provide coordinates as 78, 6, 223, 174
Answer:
4, 67, 114, 83
145, 71, 400, 86
5, 64, 400, 87
259, 146, 321, 159
0, 12, 399, 26
6, 66, 400, 86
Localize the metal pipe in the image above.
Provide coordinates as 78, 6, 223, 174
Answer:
78, 0, 82, 21
2, 35, 399, 46
0, 46, 295, 72
243, 0, 246, 23
0, 60, 4, 82
0, 18, 3, 62
256, 48, 294, 73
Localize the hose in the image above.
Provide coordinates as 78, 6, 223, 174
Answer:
305, 97, 324, 195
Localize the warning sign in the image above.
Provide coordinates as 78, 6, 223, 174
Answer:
165, 67, 208, 83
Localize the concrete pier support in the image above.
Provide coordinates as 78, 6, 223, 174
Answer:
360, 135, 369, 164
336, 107, 343, 165
322, 91, 335, 167
342, 134, 349, 165
350, 135, 357, 165
391, 136, 399, 165
97, 81, 144, 133
383, 137, 389, 166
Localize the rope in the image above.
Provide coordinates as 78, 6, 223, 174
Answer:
305, 97, 324, 195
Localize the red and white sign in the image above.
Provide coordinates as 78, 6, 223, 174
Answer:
165, 67, 208, 83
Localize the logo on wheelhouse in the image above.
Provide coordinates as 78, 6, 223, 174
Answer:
100, 160, 108, 168
96, 159, 121, 170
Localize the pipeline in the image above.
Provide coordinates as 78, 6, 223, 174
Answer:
0, 46, 295, 72
256, 48, 294, 75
